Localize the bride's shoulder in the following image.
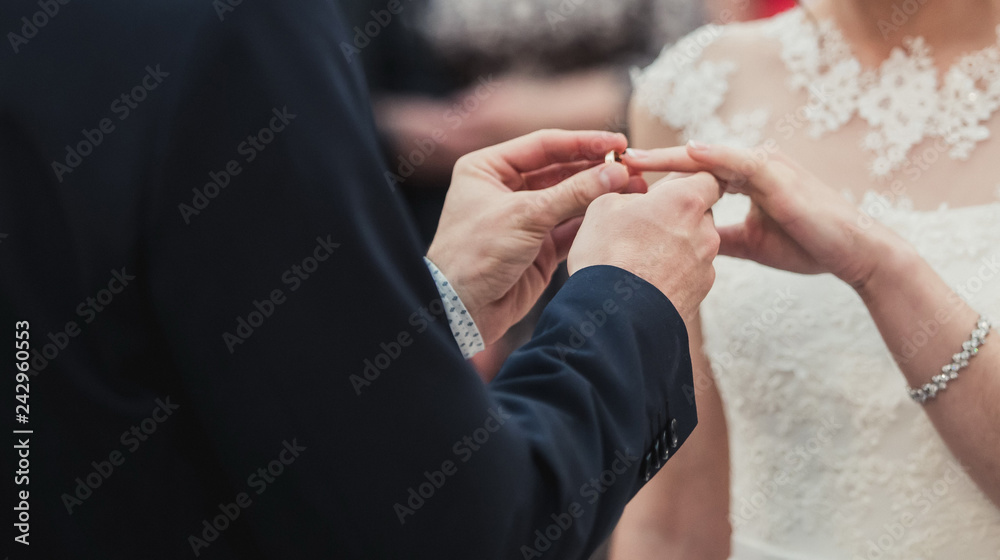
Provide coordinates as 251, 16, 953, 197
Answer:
634, 9, 806, 83
631, 10, 802, 130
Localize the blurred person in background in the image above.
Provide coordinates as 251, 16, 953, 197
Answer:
609, 0, 1000, 558
705, 0, 796, 21
340, 0, 706, 379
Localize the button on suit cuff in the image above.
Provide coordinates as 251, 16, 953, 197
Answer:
423, 257, 485, 359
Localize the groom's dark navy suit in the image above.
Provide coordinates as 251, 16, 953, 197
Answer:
0, 1, 696, 558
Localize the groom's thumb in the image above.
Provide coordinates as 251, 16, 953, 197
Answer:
533, 163, 630, 227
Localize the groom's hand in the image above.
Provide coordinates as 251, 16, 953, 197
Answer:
623, 143, 898, 291
568, 172, 723, 324
427, 130, 645, 345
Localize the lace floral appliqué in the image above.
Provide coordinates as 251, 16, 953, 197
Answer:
632, 26, 770, 148
767, 11, 1000, 177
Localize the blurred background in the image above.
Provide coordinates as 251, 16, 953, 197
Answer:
336, 0, 795, 382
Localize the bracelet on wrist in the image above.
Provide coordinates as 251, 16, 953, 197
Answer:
909, 315, 992, 404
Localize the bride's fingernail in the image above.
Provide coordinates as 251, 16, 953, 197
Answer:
687, 140, 709, 152
625, 148, 650, 159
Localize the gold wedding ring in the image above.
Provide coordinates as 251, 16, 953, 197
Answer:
605, 150, 623, 164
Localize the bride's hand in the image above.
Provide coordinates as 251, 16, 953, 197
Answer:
625, 142, 902, 290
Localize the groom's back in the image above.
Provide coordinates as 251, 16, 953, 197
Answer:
0, 1, 397, 557
1, 2, 262, 557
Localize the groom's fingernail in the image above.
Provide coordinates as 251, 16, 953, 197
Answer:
599, 165, 615, 189
599, 164, 627, 190
687, 140, 709, 152
625, 148, 650, 159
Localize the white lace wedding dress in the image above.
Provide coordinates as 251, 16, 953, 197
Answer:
633, 8, 1000, 560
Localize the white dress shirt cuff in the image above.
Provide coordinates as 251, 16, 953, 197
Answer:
423, 257, 486, 359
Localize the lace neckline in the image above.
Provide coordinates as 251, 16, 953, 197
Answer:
767, 8, 1000, 178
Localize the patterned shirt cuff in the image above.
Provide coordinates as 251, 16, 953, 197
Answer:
423, 257, 485, 359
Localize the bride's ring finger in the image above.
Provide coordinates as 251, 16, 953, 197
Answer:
648, 171, 695, 190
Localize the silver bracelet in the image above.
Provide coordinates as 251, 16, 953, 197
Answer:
909, 315, 992, 404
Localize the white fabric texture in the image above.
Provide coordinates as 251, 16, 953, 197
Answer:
634, 8, 1000, 560
423, 257, 485, 359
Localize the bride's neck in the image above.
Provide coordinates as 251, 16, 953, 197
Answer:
811, 0, 1000, 66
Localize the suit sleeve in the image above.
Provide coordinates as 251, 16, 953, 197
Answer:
144, 2, 696, 558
